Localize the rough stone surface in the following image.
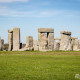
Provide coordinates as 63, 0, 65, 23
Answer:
73, 38, 80, 51
13, 27, 20, 51
48, 33, 54, 50
54, 37, 61, 40
0, 37, 4, 51
33, 40, 39, 51
26, 36, 33, 50
8, 30, 13, 33
60, 31, 72, 51
60, 31, 71, 35
8, 32, 13, 51
38, 28, 54, 33
54, 41, 60, 50
1, 39, 4, 51
71, 37, 78, 40
38, 33, 48, 51
38, 28, 54, 51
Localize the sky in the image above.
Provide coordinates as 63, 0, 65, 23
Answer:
0, 0, 80, 43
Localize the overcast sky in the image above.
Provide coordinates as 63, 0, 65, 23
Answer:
0, 0, 80, 43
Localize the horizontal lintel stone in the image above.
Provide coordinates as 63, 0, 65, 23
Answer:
38, 28, 54, 33
60, 31, 71, 35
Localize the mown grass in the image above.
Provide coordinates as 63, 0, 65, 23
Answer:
0, 51, 80, 80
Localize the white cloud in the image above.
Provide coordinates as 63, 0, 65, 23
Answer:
0, 7, 62, 17
0, 6, 79, 17
0, 6, 34, 17
0, 0, 29, 3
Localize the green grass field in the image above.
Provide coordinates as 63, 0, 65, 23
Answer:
0, 51, 80, 80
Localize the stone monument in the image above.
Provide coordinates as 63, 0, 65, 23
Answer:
73, 38, 80, 51
26, 36, 33, 50
60, 31, 72, 51
8, 30, 13, 51
33, 40, 39, 51
13, 27, 20, 51
38, 28, 54, 51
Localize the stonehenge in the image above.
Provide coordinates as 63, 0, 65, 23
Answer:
72, 38, 80, 51
8, 30, 13, 51
38, 28, 54, 51
33, 40, 39, 51
54, 42, 60, 50
60, 31, 72, 51
1, 39, 4, 51
0, 27, 80, 51
26, 36, 33, 50
8, 27, 20, 51
13, 27, 20, 51
0, 37, 4, 51
54, 38, 60, 50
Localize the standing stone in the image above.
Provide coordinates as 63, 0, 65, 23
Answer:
38, 32, 48, 51
13, 27, 20, 51
33, 40, 39, 51
0, 37, 4, 51
73, 38, 80, 51
48, 33, 54, 50
1, 39, 4, 51
54, 41, 60, 50
60, 31, 72, 51
8, 30, 13, 51
38, 28, 54, 51
26, 36, 33, 50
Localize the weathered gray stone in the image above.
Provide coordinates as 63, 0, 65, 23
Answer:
60, 31, 72, 51
38, 28, 54, 33
33, 40, 39, 51
48, 33, 54, 50
38, 33, 48, 51
1, 39, 4, 51
8, 32, 13, 51
38, 28, 54, 51
54, 41, 60, 50
0, 37, 4, 51
26, 36, 33, 50
8, 30, 13, 33
71, 37, 78, 40
60, 31, 71, 35
73, 38, 80, 51
54, 37, 61, 40
13, 27, 20, 51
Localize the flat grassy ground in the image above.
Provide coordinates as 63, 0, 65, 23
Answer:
0, 51, 80, 80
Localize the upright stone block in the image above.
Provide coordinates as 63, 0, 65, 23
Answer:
8, 30, 13, 51
54, 41, 60, 50
26, 36, 33, 50
0, 37, 4, 51
73, 38, 80, 51
1, 39, 4, 51
13, 27, 20, 51
38, 28, 54, 33
38, 33, 48, 51
48, 33, 54, 50
33, 40, 39, 51
60, 31, 72, 51
38, 28, 54, 51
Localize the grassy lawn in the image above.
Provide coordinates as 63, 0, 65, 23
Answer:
0, 51, 80, 80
